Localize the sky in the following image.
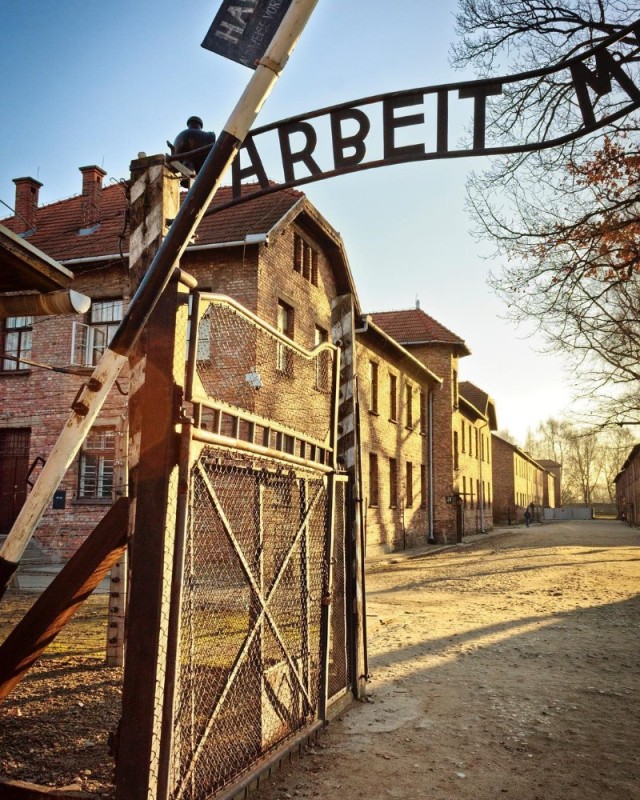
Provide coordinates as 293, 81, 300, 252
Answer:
0, 0, 579, 444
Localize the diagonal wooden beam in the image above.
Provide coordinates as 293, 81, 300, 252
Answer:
0, 498, 128, 702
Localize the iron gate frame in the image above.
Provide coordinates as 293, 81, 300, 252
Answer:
117, 289, 353, 800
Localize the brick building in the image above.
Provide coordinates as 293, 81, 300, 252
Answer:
0, 159, 359, 558
355, 315, 442, 554
369, 307, 472, 542
492, 434, 555, 525
455, 381, 497, 534
537, 459, 561, 507
614, 444, 640, 525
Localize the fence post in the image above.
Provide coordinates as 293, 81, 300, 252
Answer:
331, 293, 368, 699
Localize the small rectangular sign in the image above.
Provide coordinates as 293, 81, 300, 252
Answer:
202, 0, 295, 69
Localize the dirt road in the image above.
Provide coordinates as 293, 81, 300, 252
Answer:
253, 520, 640, 800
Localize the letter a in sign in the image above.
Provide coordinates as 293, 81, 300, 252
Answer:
202, 0, 294, 68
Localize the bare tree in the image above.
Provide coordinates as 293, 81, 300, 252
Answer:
453, 0, 640, 425
528, 416, 634, 502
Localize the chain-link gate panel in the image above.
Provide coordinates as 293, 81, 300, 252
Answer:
154, 294, 352, 800
169, 451, 329, 800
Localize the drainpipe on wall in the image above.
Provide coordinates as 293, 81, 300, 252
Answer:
428, 388, 436, 543
478, 420, 488, 533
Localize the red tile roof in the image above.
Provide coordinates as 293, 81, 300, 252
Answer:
0, 183, 304, 264
369, 308, 471, 356
459, 380, 498, 429
459, 381, 488, 413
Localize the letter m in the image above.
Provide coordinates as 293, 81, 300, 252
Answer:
571, 46, 640, 126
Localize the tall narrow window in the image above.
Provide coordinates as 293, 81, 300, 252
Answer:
405, 382, 413, 428
462, 475, 467, 507
389, 374, 397, 421
406, 461, 413, 507
369, 453, 379, 507
276, 300, 293, 373
2, 316, 33, 371
78, 427, 116, 501
389, 458, 398, 508
72, 299, 123, 367
461, 422, 466, 453
453, 431, 459, 470
314, 325, 330, 391
420, 391, 427, 434
420, 464, 427, 508
293, 233, 319, 286
475, 428, 479, 459
369, 361, 379, 413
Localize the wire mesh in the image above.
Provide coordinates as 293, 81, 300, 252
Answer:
170, 448, 330, 800
327, 479, 350, 702
191, 296, 335, 447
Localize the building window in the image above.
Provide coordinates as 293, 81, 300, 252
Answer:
470, 479, 475, 509
475, 428, 479, 459
293, 233, 319, 286
276, 300, 294, 373
406, 461, 413, 507
453, 431, 459, 471
314, 325, 330, 391
389, 374, 397, 421
389, 458, 398, 508
420, 464, 427, 508
2, 316, 33, 371
462, 475, 467, 507
405, 382, 413, 428
369, 453, 379, 507
78, 427, 116, 501
420, 391, 427, 434
461, 423, 466, 453
72, 299, 123, 367
369, 361, 379, 413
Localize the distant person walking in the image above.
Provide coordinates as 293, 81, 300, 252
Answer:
524, 508, 531, 528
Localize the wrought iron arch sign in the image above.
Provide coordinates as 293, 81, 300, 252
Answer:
176, 20, 640, 216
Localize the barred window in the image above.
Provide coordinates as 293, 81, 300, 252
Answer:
78, 427, 116, 500
2, 316, 33, 371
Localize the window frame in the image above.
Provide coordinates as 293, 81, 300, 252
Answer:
389, 373, 398, 422
2, 315, 33, 372
77, 426, 116, 503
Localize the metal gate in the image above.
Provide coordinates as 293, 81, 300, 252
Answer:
149, 294, 351, 800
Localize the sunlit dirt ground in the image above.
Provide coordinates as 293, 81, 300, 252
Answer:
1, 520, 638, 799
252, 520, 640, 800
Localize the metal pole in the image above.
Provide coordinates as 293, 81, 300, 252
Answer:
0, 0, 320, 598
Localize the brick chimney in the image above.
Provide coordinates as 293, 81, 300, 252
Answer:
13, 177, 42, 232
80, 165, 107, 227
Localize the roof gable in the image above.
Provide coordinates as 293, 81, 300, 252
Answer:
370, 308, 471, 356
